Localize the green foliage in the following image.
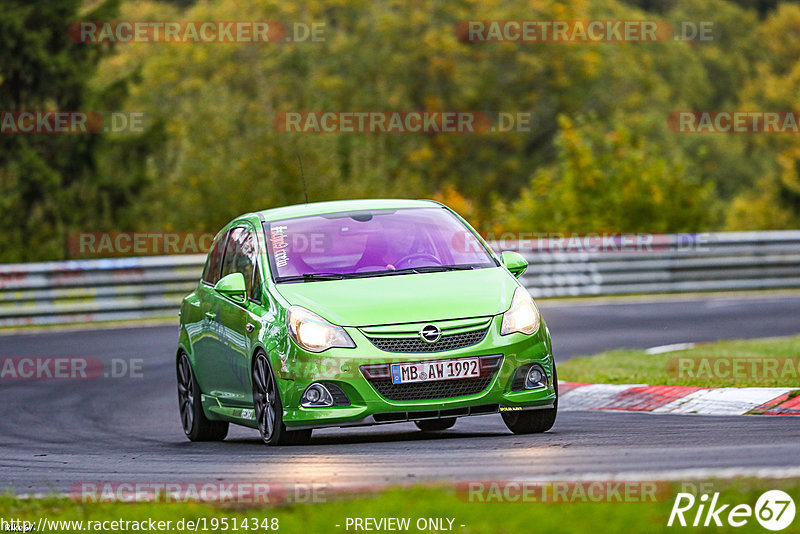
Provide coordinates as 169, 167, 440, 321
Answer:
2, 0, 800, 261
502, 115, 716, 232
0, 0, 147, 262
724, 2, 800, 229
96, 0, 719, 236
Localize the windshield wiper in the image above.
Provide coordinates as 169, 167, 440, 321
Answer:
406, 265, 474, 273
275, 272, 361, 282
365, 265, 477, 277
277, 265, 478, 282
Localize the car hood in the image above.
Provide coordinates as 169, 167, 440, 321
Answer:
274, 267, 518, 326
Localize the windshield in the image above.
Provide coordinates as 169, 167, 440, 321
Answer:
265, 207, 496, 281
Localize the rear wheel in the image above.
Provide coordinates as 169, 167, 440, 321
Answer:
502, 365, 558, 435
252, 352, 312, 446
177, 353, 229, 441
415, 418, 457, 432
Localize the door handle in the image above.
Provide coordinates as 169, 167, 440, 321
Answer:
205, 311, 216, 320
246, 323, 255, 333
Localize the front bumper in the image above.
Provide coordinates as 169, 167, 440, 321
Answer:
275, 315, 556, 430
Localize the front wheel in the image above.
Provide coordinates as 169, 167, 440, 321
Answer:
252, 352, 312, 446
502, 365, 558, 435
177, 353, 229, 441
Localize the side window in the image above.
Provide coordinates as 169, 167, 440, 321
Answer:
202, 232, 228, 285
220, 227, 259, 299
251, 262, 263, 302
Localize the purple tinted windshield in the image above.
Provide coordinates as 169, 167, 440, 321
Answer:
266, 207, 495, 280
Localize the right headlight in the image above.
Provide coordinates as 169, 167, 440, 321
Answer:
500, 287, 541, 336
287, 306, 355, 353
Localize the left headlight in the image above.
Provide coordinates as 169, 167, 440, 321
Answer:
500, 287, 541, 336
287, 306, 356, 353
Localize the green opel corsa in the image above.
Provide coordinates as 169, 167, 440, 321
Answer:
176, 199, 557, 445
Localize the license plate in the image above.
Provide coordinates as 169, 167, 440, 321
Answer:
391, 358, 480, 384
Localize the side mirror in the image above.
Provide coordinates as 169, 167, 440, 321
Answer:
500, 251, 528, 278
215, 272, 247, 303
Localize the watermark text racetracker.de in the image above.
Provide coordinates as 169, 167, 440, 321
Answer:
456, 231, 712, 254
68, 232, 215, 257
68, 21, 325, 43
274, 111, 535, 133
667, 357, 800, 382
71, 481, 327, 504
457, 20, 714, 42
0, 357, 143, 380
669, 111, 800, 133
0, 111, 146, 134
458, 480, 672, 503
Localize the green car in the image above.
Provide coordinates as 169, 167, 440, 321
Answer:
176, 199, 557, 445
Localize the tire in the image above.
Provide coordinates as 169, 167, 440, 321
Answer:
177, 352, 229, 442
415, 418, 457, 432
252, 351, 312, 446
502, 364, 558, 435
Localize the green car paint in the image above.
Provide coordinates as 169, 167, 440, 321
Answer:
177, 199, 557, 445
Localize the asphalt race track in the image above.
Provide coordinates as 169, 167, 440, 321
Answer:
541, 293, 800, 359
1, 294, 799, 495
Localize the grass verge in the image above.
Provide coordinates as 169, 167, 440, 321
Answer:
558, 335, 800, 387
1, 479, 798, 533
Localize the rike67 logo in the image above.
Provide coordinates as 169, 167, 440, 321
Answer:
668, 490, 795, 531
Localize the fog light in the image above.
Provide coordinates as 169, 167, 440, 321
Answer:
301, 383, 334, 408
525, 365, 546, 389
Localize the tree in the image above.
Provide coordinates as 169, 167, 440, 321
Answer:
501, 115, 716, 233
0, 0, 141, 261
724, 3, 800, 229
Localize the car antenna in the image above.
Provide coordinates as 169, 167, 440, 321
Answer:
297, 154, 309, 204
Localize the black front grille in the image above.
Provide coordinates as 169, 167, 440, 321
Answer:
322, 382, 350, 406
361, 355, 503, 401
367, 376, 494, 401
366, 328, 488, 353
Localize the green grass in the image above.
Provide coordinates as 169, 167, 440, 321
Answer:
558, 335, 800, 388
2, 480, 799, 533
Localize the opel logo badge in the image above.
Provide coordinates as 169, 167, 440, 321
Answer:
420, 324, 441, 343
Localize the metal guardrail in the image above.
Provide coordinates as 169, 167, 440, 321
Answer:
513, 231, 800, 298
0, 256, 205, 327
1, 231, 798, 327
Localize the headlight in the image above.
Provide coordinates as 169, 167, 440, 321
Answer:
500, 287, 541, 336
287, 306, 355, 353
